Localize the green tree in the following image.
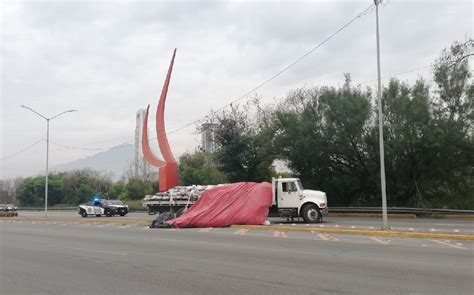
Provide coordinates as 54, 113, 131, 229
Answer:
206, 101, 275, 182
17, 174, 64, 207
178, 151, 228, 185
109, 182, 127, 200
274, 77, 376, 206
125, 178, 153, 200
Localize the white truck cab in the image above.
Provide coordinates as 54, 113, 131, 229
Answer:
272, 177, 328, 223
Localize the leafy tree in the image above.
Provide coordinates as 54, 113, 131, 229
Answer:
274, 76, 376, 206
205, 101, 276, 182
60, 169, 112, 205
16, 174, 63, 207
109, 182, 127, 200
178, 151, 228, 185
125, 178, 153, 200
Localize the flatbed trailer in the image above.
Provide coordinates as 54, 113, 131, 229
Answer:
143, 178, 328, 223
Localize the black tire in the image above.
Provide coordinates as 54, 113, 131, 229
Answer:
301, 204, 322, 223
96, 214, 101, 217
119, 212, 127, 217
106, 210, 114, 217
147, 206, 157, 215
81, 210, 88, 218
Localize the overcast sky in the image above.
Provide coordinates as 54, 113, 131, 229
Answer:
1, 0, 472, 179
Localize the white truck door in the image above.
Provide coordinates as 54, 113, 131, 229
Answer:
278, 180, 301, 209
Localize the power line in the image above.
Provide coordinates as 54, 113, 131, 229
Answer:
145, 3, 376, 141
358, 65, 431, 85
49, 141, 132, 152
8, 62, 432, 159
43, 3, 376, 153
0, 139, 45, 161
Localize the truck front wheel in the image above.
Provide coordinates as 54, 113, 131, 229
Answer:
301, 204, 322, 223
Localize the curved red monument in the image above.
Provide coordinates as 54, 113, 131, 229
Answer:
142, 49, 179, 192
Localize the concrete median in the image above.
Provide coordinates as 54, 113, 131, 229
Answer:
230, 224, 474, 241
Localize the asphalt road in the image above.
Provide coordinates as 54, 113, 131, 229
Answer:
19, 210, 474, 234
1, 219, 473, 294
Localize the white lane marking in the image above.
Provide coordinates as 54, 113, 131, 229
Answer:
453, 229, 460, 233
316, 233, 329, 241
456, 243, 463, 246
370, 236, 390, 245
350, 226, 356, 229
315, 233, 339, 241
96, 223, 115, 228
58, 223, 70, 226
408, 228, 414, 231
421, 244, 427, 247
334, 225, 340, 228
291, 223, 296, 226
369, 226, 374, 229
431, 239, 467, 250
430, 228, 436, 232
233, 229, 248, 235
319, 224, 325, 228
305, 224, 309, 227
273, 231, 288, 238
199, 227, 213, 233
49, 244, 127, 256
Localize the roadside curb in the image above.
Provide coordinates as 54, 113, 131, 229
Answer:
328, 213, 417, 219
230, 224, 474, 241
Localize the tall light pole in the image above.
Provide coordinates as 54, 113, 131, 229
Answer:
21, 105, 77, 216
374, 0, 389, 230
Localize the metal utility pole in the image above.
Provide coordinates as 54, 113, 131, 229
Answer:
21, 105, 77, 216
374, 0, 389, 230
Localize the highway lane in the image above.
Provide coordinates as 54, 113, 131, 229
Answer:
19, 210, 474, 233
1, 219, 473, 294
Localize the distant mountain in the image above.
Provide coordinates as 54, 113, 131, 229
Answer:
52, 143, 134, 180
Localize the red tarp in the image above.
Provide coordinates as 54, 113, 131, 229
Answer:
168, 182, 272, 228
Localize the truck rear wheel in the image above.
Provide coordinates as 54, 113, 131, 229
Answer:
81, 210, 88, 218
301, 204, 322, 223
147, 206, 157, 215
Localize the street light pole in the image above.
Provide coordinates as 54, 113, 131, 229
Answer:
21, 105, 77, 216
374, 0, 389, 230
45, 118, 50, 216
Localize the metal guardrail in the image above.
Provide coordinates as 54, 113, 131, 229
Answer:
329, 207, 474, 215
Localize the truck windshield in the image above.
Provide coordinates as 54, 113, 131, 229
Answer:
297, 179, 304, 191
282, 181, 298, 192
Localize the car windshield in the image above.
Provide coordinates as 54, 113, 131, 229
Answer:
108, 200, 124, 205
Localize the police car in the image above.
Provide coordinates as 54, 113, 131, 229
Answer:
78, 198, 129, 217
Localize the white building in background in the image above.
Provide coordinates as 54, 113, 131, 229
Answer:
201, 123, 217, 153
134, 109, 150, 177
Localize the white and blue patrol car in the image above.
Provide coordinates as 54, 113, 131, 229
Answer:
78, 199, 129, 217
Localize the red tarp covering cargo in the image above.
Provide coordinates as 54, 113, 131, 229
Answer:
168, 182, 272, 228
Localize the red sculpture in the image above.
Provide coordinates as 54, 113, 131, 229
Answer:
142, 49, 179, 192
